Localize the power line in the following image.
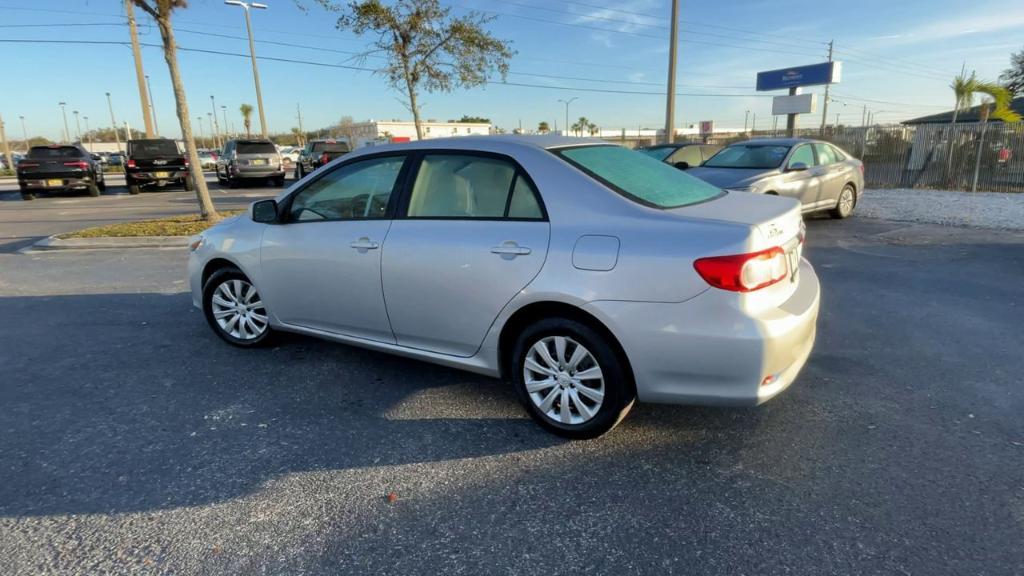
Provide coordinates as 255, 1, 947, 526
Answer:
831, 93, 950, 109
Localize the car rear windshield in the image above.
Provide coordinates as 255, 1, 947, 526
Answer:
702, 144, 791, 169
27, 146, 82, 158
638, 147, 674, 161
555, 145, 724, 209
312, 142, 350, 153
130, 140, 180, 157
237, 142, 277, 154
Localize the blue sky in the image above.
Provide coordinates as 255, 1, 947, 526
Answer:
1, 0, 1022, 141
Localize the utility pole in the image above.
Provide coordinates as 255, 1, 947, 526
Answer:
210, 95, 222, 148
221, 105, 229, 138
744, 109, 750, 132
296, 102, 305, 146
73, 110, 81, 141
751, 113, 756, 133
59, 101, 70, 143
835, 112, 840, 126
861, 105, 867, 126
84, 116, 92, 149
106, 92, 122, 152
19, 115, 29, 152
558, 97, 578, 136
820, 39, 833, 135
663, 0, 680, 144
146, 75, 159, 135
785, 87, 799, 137
125, 0, 155, 138
124, 120, 132, 142
226, 1, 269, 138
0, 114, 14, 174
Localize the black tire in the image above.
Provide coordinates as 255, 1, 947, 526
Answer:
293, 166, 300, 180
830, 184, 856, 219
183, 175, 194, 191
97, 173, 107, 192
87, 181, 101, 197
274, 177, 285, 187
20, 190, 34, 201
227, 176, 238, 189
202, 267, 274, 348
510, 317, 635, 439
128, 179, 141, 195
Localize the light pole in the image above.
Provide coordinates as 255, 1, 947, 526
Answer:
210, 95, 222, 148
19, 115, 29, 152
206, 113, 215, 148
221, 106, 229, 137
225, 0, 269, 138
664, 0, 679, 144
59, 102, 69, 143
558, 97, 578, 136
744, 109, 750, 133
197, 116, 206, 148
105, 92, 122, 153
84, 116, 92, 149
73, 110, 82, 142
146, 75, 159, 136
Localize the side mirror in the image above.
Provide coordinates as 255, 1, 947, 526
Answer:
252, 199, 279, 224
787, 162, 809, 172
673, 161, 691, 170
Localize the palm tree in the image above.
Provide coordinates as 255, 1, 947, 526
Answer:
130, 0, 217, 221
587, 122, 598, 136
239, 104, 254, 138
945, 72, 1022, 181
537, 121, 550, 133
571, 116, 590, 137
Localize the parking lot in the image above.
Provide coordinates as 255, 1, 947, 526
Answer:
1, 181, 1022, 575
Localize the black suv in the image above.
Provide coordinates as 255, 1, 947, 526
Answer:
125, 138, 191, 195
16, 144, 106, 200
295, 139, 351, 179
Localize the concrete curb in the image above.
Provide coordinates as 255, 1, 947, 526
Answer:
32, 235, 191, 250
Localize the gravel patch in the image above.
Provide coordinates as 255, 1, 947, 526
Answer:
859, 188, 1024, 230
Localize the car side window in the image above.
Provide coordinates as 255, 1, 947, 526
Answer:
669, 146, 702, 167
406, 154, 543, 219
829, 144, 846, 162
814, 143, 837, 165
288, 155, 405, 222
788, 144, 816, 168
700, 146, 721, 163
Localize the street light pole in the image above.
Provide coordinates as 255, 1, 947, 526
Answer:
146, 74, 160, 136
73, 110, 82, 142
221, 105, 229, 137
197, 116, 205, 148
59, 102, 70, 143
106, 92, 122, 153
664, 0, 679, 144
225, 1, 269, 138
19, 115, 29, 152
210, 95, 222, 148
84, 116, 92, 149
558, 97, 578, 136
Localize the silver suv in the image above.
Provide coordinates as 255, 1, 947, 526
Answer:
216, 139, 285, 188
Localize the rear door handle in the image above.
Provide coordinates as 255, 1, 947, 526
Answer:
349, 237, 379, 251
491, 242, 531, 256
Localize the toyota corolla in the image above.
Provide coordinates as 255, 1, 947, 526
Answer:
188, 135, 820, 438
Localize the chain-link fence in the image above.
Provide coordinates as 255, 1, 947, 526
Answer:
617, 123, 1024, 193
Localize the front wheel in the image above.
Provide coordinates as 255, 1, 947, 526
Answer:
511, 318, 635, 439
202, 268, 273, 347
830, 185, 856, 219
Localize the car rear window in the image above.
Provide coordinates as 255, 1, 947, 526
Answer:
129, 140, 180, 157
554, 145, 724, 209
638, 147, 674, 161
237, 142, 277, 154
27, 146, 82, 158
703, 144, 790, 169
312, 142, 350, 153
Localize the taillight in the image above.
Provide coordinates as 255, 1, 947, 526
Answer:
183, 157, 189, 167
859, 163, 864, 175
17, 161, 39, 168
63, 160, 90, 170
694, 246, 788, 292
320, 152, 330, 165
127, 159, 137, 168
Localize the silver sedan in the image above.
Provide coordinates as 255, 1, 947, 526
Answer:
188, 135, 820, 438
688, 138, 864, 218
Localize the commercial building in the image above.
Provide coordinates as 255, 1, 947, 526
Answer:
352, 120, 491, 148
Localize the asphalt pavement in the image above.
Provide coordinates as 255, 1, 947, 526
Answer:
0, 194, 1022, 574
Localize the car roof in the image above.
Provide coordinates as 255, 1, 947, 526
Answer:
347, 134, 608, 158
730, 137, 823, 146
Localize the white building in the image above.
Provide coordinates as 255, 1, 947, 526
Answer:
352, 120, 491, 148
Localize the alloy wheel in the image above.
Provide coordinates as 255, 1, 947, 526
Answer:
523, 336, 605, 425
210, 278, 268, 340
839, 187, 855, 216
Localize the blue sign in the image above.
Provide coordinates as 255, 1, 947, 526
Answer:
756, 61, 841, 91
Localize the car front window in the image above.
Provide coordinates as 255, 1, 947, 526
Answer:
289, 156, 405, 221
555, 145, 723, 208
703, 144, 791, 169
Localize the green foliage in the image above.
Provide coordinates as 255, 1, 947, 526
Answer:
537, 121, 550, 133
452, 115, 490, 123
950, 72, 1022, 123
239, 103, 254, 137
999, 46, 1024, 97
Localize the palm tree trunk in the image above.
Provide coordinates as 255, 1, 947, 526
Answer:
943, 98, 962, 185
153, 12, 218, 221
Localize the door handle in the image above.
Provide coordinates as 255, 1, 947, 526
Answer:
349, 237, 379, 250
490, 242, 531, 256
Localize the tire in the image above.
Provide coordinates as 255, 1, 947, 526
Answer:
227, 176, 238, 189
87, 181, 101, 197
127, 178, 141, 195
183, 175, 194, 191
511, 317, 635, 439
202, 268, 274, 347
293, 166, 300, 180
274, 177, 285, 187
97, 173, 107, 192
830, 185, 856, 219
20, 190, 34, 201
297, 165, 305, 179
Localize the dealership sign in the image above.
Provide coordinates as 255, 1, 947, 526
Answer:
772, 93, 817, 115
756, 61, 842, 91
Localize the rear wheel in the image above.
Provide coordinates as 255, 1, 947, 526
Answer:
203, 268, 273, 347
20, 187, 34, 201
87, 181, 101, 197
830, 185, 856, 219
511, 318, 634, 439
183, 175, 194, 191
97, 173, 107, 191
227, 176, 238, 189
127, 177, 141, 195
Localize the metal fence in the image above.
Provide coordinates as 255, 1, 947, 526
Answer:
619, 123, 1024, 193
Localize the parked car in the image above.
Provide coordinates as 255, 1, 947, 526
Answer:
216, 139, 285, 188
188, 135, 820, 438
688, 138, 864, 218
107, 152, 125, 167
197, 151, 218, 170
295, 139, 351, 179
16, 144, 106, 200
125, 138, 191, 195
278, 146, 300, 165
639, 142, 721, 170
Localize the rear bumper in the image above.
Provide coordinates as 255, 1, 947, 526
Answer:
585, 257, 820, 407
19, 176, 94, 190
230, 165, 285, 178
127, 170, 188, 184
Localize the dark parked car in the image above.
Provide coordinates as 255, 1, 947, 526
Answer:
216, 139, 285, 188
16, 144, 106, 200
295, 139, 351, 179
125, 139, 191, 195
638, 143, 721, 170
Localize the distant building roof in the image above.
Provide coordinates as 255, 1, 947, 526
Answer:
903, 97, 1024, 124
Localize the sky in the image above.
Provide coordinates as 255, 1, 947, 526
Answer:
1, 0, 1022, 141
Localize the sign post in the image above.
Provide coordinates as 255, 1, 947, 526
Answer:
756, 61, 841, 138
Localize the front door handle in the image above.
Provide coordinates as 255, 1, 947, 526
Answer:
491, 242, 531, 257
349, 237, 379, 251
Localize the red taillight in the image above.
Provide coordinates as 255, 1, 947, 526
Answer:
694, 246, 788, 292
320, 152, 330, 165
127, 159, 136, 168
63, 160, 89, 170
17, 161, 39, 168
183, 158, 189, 167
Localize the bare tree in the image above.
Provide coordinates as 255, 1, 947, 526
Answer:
315, 0, 513, 140
336, 115, 359, 147
131, 0, 218, 220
